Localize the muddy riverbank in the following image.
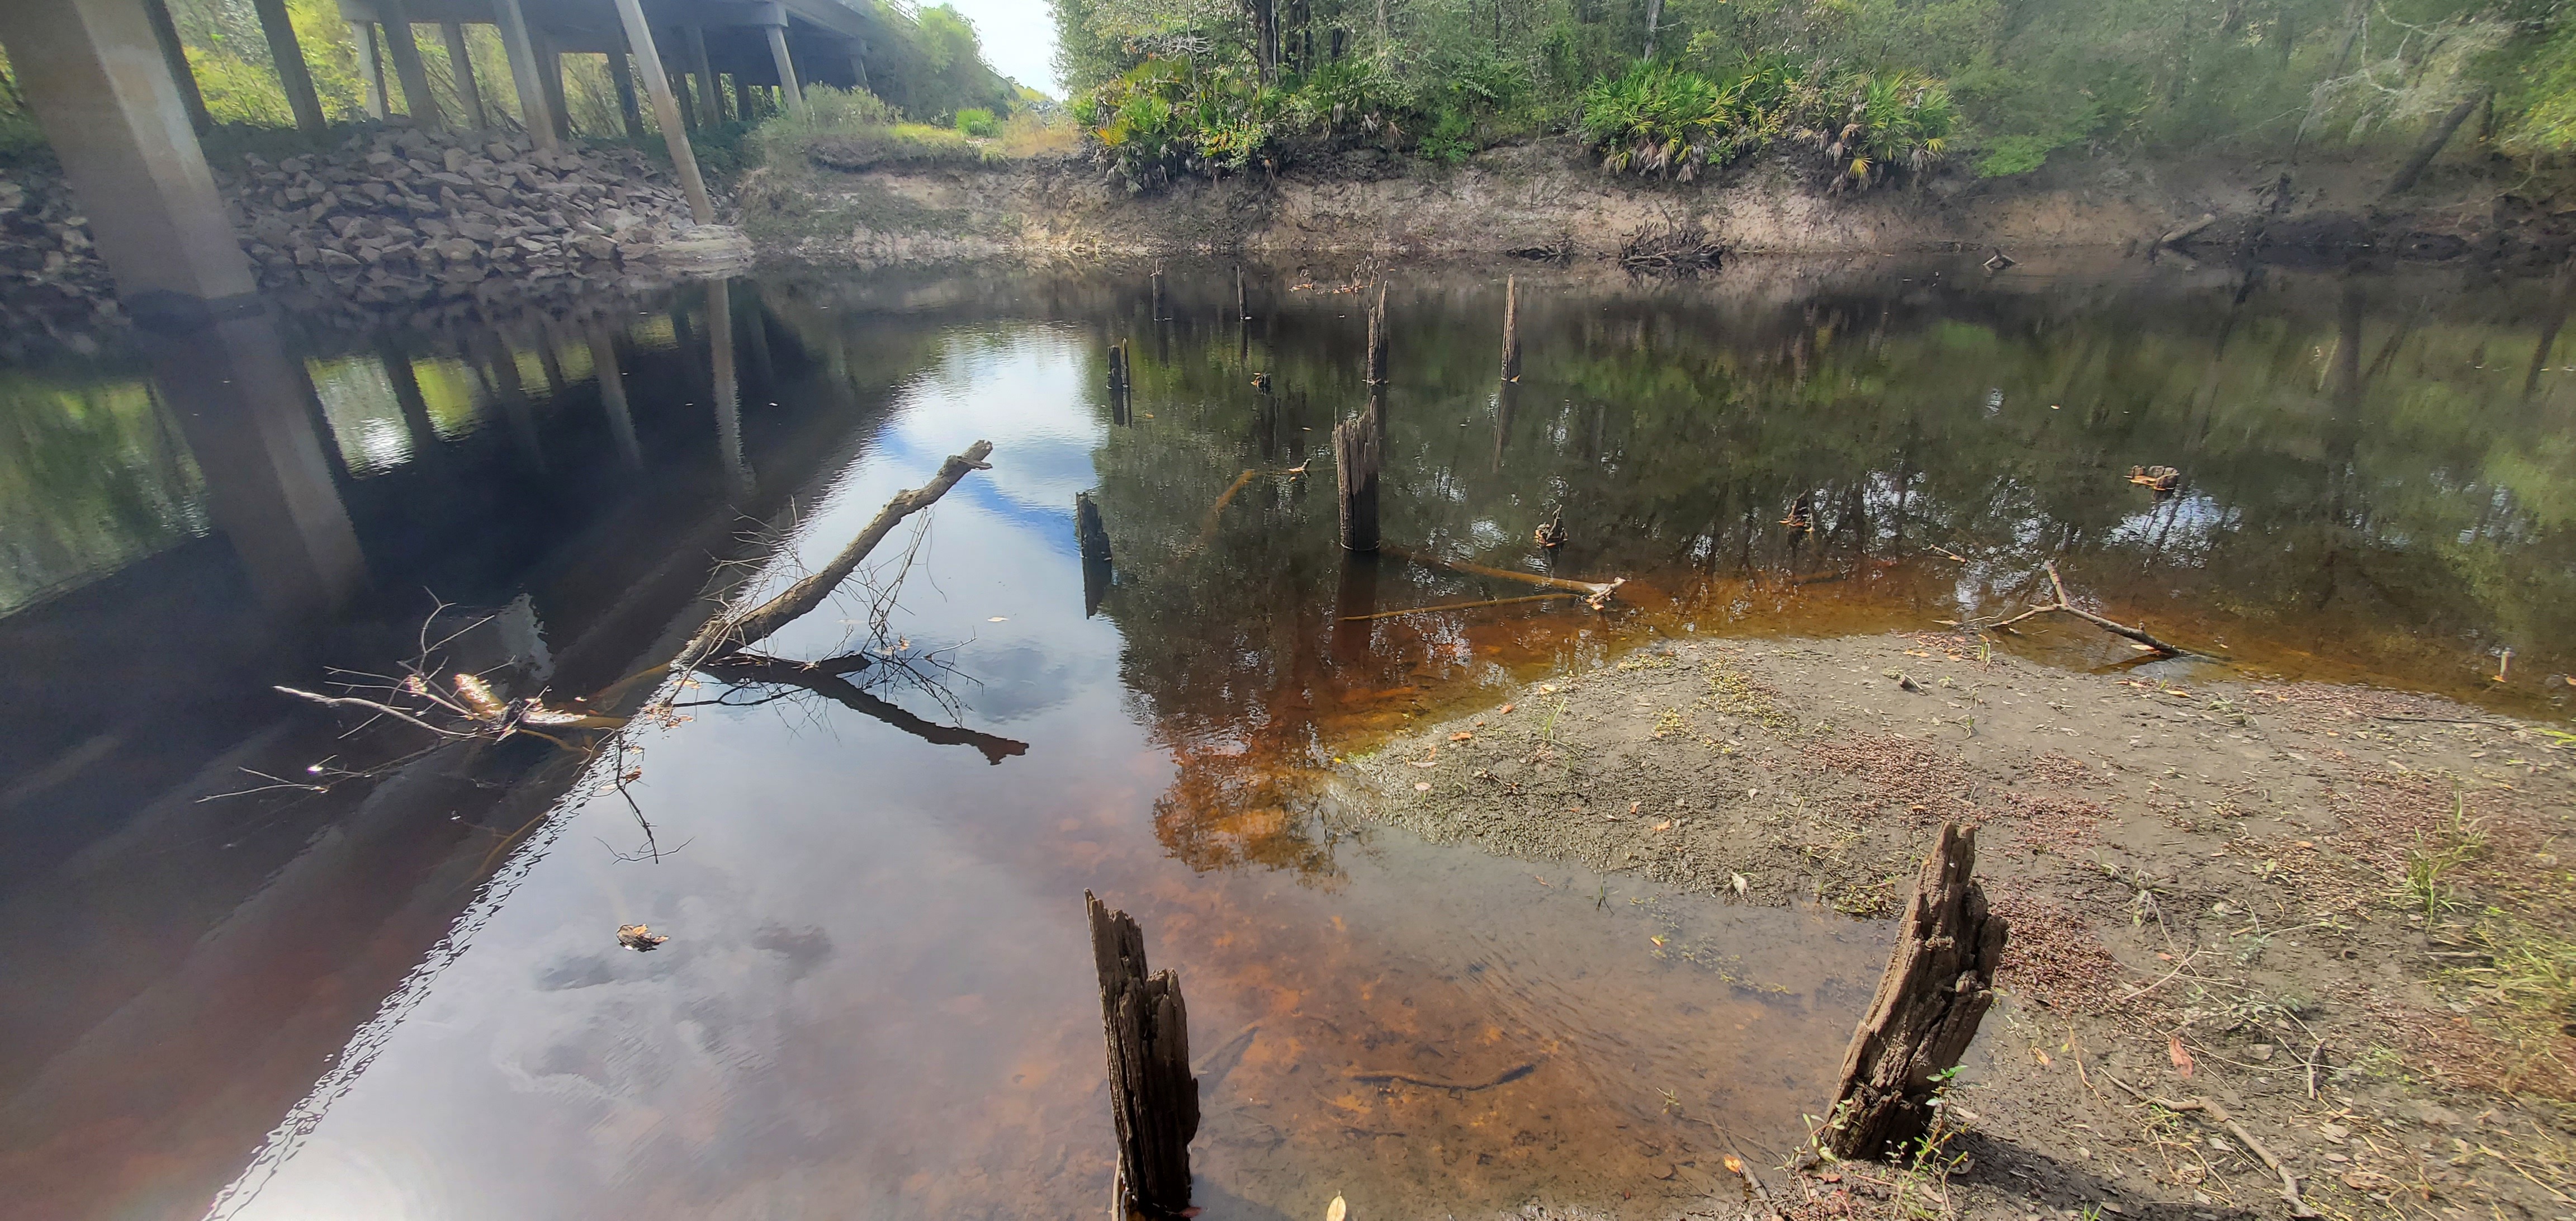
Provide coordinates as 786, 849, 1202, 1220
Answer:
740, 138, 2576, 273
1342, 631, 2576, 1220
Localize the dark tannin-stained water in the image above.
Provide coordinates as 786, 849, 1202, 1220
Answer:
2, 255, 2569, 1220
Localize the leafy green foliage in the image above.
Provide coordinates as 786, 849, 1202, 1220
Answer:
955, 107, 998, 137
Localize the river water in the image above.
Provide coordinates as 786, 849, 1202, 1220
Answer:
2, 255, 2569, 1220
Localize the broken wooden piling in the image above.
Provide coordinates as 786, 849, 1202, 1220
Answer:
1334, 415, 1381, 553
1087, 891, 1197, 1221
1822, 822, 2007, 1160
1107, 341, 1131, 426
1363, 281, 1389, 387
1076, 490, 1114, 562
1500, 275, 1521, 384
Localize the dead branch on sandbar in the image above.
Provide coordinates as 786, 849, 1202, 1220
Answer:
1380, 542, 1625, 609
2104, 1073, 2317, 1217
678, 440, 995, 671
1972, 561, 2213, 659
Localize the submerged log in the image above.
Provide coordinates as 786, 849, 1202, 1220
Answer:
1087, 891, 1198, 1220
1380, 543, 1621, 608
1335, 416, 1381, 553
1824, 822, 2007, 1160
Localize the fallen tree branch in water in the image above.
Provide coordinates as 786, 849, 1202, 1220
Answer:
1975, 561, 2212, 659
1338, 592, 1581, 622
681, 440, 994, 669
699, 652, 1029, 765
1380, 543, 1624, 608
273, 685, 471, 738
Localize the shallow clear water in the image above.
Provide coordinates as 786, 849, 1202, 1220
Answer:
3, 255, 2570, 1220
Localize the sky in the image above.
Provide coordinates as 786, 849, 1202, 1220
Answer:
937, 0, 1064, 96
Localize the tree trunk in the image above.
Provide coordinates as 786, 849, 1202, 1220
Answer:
1824, 822, 2008, 1160
2382, 92, 2486, 200
1642, 0, 1663, 57
1087, 892, 1198, 1220
250, 0, 328, 133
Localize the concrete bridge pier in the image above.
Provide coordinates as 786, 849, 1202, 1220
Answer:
0, 0, 259, 323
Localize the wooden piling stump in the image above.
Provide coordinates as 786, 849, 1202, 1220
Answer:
1823, 822, 2007, 1160
1500, 275, 1521, 383
1076, 491, 1114, 562
1086, 891, 1197, 1221
1334, 415, 1381, 553
1363, 282, 1389, 386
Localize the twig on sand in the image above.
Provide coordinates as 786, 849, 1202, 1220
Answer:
2104, 1072, 2317, 1217
1974, 561, 2213, 659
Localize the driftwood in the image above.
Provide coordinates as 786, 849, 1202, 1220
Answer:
1380, 543, 1622, 609
2104, 1073, 2318, 1217
679, 441, 993, 668
1335, 417, 1381, 553
1824, 822, 2008, 1160
1344, 1061, 1536, 1091
1087, 891, 1198, 1221
1619, 220, 1727, 273
1980, 561, 2209, 658
2383, 91, 2487, 200
2154, 212, 2218, 250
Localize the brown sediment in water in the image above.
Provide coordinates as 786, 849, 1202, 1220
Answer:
1326, 630, 2576, 1219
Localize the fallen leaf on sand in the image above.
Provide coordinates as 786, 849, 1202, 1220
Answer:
1730, 873, 1749, 897
1413, 782, 1431, 792
2168, 1035, 2195, 1078
1450, 731, 1475, 741
1723, 1156, 1744, 1174
2034, 1048, 2052, 1067
1651, 821, 1672, 832
1325, 1194, 1348, 1221
2341, 1170, 2398, 1191
1499, 703, 1516, 714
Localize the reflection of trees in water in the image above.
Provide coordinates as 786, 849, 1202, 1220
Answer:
1083, 263, 2576, 876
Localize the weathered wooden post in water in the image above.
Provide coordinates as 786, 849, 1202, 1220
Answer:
1086, 891, 1198, 1220
1106, 341, 1132, 426
1823, 822, 2007, 1160
1334, 416, 1381, 553
1076, 491, 1114, 617
1500, 275, 1522, 383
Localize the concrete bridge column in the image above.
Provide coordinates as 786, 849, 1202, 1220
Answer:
534, 31, 572, 141
490, 0, 559, 150
0, 0, 258, 319
375, 0, 444, 131
608, 0, 714, 224
138, 0, 211, 135
349, 21, 387, 117
765, 25, 807, 120
440, 22, 487, 129
249, 0, 328, 132
681, 25, 719, 127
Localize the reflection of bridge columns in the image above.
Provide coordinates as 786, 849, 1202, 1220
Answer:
0, 0, 258, 320
707, 280, 751, 493
150, 313, 369, 619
